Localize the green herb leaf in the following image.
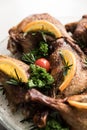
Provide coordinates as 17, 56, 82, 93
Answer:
28, 64, 54, 89
31, 32, 37, 36
22, 41, 49, 64
59, 52, 73, 76
6, 79, 19, 86
39, 41, 49, 56
39, 30, 55, 41
40, 31, 47, 42
29, 114, 69, 130
6, 69, 24, 86
63, 63, 73, 76
84, 58, 87, 65
22, 51, 36, 64
43, 119, 69, 130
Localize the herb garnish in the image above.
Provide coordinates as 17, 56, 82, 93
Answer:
84, 58, 87, 65
24, 30, 55, 41
60, 52, 73, 76
6, 69, 24, 86
22, 42, 49, 64
26, 111, 69, 130
28, 64, 54, 89
22, 51, 36, 64
22, 30, 55, 64
40, 119, 69, 130
39, 41, 48, 56
37, 31, 55, 42
40, 31, 47, 42
6, 65, 54, 89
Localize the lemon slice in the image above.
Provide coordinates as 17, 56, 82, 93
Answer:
59, 50, 76, 92
67, 95, 87, 109
0, 55, 29, 83
23, 20, 62, 38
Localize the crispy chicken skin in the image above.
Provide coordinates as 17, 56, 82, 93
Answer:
65, 15, 87, 54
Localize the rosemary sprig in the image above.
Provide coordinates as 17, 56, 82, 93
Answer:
63, 62, 73, 76
40, 31, 47, 42
6, 69, 23, 86
24, 30, 55, 42
84, 58, 87, 65
39, 30, 55, 42
59, 52, 73, 76
6, 79, 20, 86
22, 51, 36, 64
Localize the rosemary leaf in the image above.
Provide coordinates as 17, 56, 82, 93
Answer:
84, 58, 87, 65
6, 69, 24, 86
59, 52, 73, 76
14, 69, 21, 81
63, 63, 73, 76
6, 79, 19, 86
22, 52, 36, 64
40, 31, 47, 42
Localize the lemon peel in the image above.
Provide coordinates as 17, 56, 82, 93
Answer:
23, 20, 62, 38
59, 50, 76, 92
0, 55, 29, 83
68, 95, 87, 109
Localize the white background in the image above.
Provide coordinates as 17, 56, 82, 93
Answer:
0, 0, 87, 41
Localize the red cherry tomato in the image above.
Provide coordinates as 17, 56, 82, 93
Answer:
35, 58, 50, 71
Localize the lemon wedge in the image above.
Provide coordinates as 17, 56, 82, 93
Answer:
23, 20, 62, 38
59, 50, 76, 92
67, 95, 87, 109
0, 55, 29, 83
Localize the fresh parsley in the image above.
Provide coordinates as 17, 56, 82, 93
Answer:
29, 120, 69, 130
29, 111, 69, 130
27, 64, 54, 89
40, 119, 69, 130
39, 41, 48, 56
6, 64, 54, 90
